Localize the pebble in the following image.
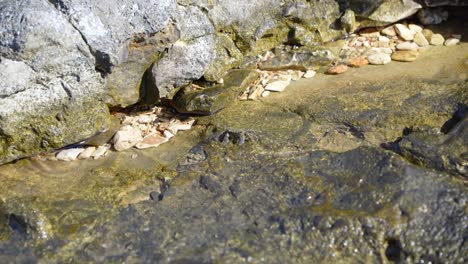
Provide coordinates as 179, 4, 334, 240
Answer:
365, 47, 393, 56
359, 28, 380, 38
261, 91, 270, 97
430, 34, 445, 46
422, 29, 433, 40
131, 154, 138, 159
327, 64, 348, 74
396, 42, 419, 51
78, 146, 96, 160
413, 32, 429, 47
248, 85, 265, 100
444, 38, 460, 46
135, 134, 168, 149
168, 118, 195, 134
394, 24, 415, 41
408, 24, 423, 33
113, 125, 143, 151
381, 26, 397, 37
289, 70, 304, 81
391, 50, 419, 62
92, 145, 109, 159
303, 70, 316, 79
367, 52, 391, 65
347, 57, 368, 68
264, 74, 291, 92
163, 130, 175, 139
56, 148, 84, 161
138, 114, 155, 124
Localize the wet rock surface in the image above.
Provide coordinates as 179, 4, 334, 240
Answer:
0, 42, 467, 262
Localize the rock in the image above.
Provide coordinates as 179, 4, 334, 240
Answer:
56, 148, 85, 161
303, 70, 316, 79
151, 37, 215, 99
0, 1, 110, 165
347, 57, 369, 68
413, 32, 430, 47
396, 42, 419, 51
168, 118, 196, 134
451, 34, 462, 40
391, 50, 419, 62
340, 9, 356, 33
359, 28, 380, 38
113, 126, 143, 151
394, 24, 415, 41
381, 26, 397, 37
135, 134, 168, 149
408, 24, 423, 33
417, 7, 449, 25
261, 91, 271, 97
138, 115, 156, 124
365, 47, 393, 56
327, 64, 348, 74
430, 34, 445, 46
289, 70, 304, 81
172, 70, 259, 115
444, 38, 460, 46
422, 29, 434, 40
91, 145, 109, 159
365, 0, 422, 26
85, 116, 121, 147
78, 147, 96, 160
264, 74, 292, 92
163, 131, 175, 140
367, 53, 392, 65
248, 85, 265, 100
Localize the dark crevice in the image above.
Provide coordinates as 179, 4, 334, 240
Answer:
385, 238, 407, 263
440, 103, 467, 134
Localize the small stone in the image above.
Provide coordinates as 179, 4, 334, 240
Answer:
365, 47, 393, 56
451, 34, 462, 40
378, 36, 390, 43
347, 57, 369, 68
430, 34, 445, 46
303, 70, 316, 79
163, 130, 175, 139
327, 64, 348, 74
264, 74, 291, 92
396, 42, 419, 51
138, 114, 155, 124
248, 85, 265, 100
367, 52, 391, 65
261, 91, 270, 97
122, 116, 136, 125
394, 24, 415, 41
363, 41, 370, 47
289, 70, 304, 81
422, 29, 433, 40
56, 148, 84, 161
78, 146, 96, 160
359, 28, 380, 38
135, 134, 168, 149
167, 118, 195, 134
408, 24, 423, 33
391, 50, 419, 62
92, 145, 110, 159
444, 38, 460, 46
113, 125, 143, 151
131, 154, 138, 159
381, 26, 396, 37
413, 32, 429, 47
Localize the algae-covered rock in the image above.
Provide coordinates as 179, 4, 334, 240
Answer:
172, 70, 259, 115
203, 34, 244, 82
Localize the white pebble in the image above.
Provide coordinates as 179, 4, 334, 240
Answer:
367, 52, 392, 65
394, 24, 415, 41
78, 146, 96, 160
444, 38, 460, 46
56, 148, 84, 161
303, 70, 316, 79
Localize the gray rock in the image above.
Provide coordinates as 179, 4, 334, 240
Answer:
0, 0, 109, 164
417, 7, 449, 25
151, 36, 215, 99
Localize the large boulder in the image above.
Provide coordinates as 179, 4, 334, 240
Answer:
0, 0, 109, 164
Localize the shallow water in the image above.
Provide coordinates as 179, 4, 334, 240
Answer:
0, 42, 467, 262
